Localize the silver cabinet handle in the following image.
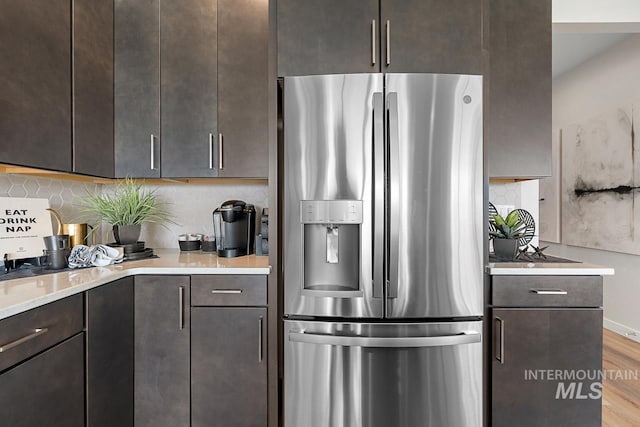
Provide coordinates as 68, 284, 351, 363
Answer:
210, 289, 243, 294
371, 19, 376, 65
530, 289, 568, 295
385, 20, 390, 65
258, 316, 263, 363
372, 92, 384, 299
150, 134, 156, 170
289, 331, 480, 348
0, 328, 49, 353
178, 286, 185, 330
495, 317, 504, 364
209, 133, 214, 169
218, 133, 224, 170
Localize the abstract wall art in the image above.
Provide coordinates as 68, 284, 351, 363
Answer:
561, 104, 640, 254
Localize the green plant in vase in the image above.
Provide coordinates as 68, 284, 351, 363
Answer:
490, 211, 526, 260
81, 177, 176, 245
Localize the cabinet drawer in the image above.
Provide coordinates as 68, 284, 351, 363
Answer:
492, 276, 602, 307
191, 275, 267, 306
0, 294, 84, 372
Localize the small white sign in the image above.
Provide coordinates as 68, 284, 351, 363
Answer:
0, 197, 53, 260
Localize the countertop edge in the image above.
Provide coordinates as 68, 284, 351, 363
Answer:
0, 251, 271, 320
487, 264, 615, 276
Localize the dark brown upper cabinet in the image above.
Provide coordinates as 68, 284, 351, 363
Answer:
380, 0, 482, 74
74, 0, 115, 178
160, 0, 218, 178
115, 0, 268, 179
487, 0, 551, 178
0, 0, 72, 172
278, 0, 482, 76
277, 0, 379, 76
115, 0, 161, 179
217, 0, 269, 178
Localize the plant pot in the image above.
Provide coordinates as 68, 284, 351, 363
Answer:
493, 238, 519, 260
113, 224, 141, 245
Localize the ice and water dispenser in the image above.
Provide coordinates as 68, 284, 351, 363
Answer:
300, 200, 362, 293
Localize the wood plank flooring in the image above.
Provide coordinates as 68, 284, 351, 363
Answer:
602, 329, 640, 427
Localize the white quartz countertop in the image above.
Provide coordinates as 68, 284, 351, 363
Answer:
487, 261, 614, 276
0, 249, 270, 320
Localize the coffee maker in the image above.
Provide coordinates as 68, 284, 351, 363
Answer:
212, 200, 256, 257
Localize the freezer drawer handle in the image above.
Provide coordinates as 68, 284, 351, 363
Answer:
530, 289, 567, 295
289, 331, 480, 348
210, 289, 243, 294
0, 328, 49, 353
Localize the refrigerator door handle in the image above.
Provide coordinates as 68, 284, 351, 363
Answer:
387, 91, 400, 301
289, 331, 480, 348
373, 92, 384, 299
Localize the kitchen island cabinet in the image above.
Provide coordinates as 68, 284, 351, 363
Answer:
134, 275, 190, 427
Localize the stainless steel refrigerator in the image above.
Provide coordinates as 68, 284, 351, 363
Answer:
282, 73, 484, 427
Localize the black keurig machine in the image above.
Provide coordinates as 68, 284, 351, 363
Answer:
212, 200, 256, 257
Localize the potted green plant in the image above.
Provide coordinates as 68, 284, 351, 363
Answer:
490, 211, 526, 260
81, 177, 176, 244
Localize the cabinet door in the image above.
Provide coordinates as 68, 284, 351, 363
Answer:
73, 0, 114, 178
0, 0, 71, 172
487, 0, 551, 178
492, 309, 602, 427
277, 0, 379, 76
192, 307, 267, 427
0, 334, 84, 427
87, 277, 134, 427
217, 0, 268, 178
135, 276, 190, 427
381, 0, 482, 74
160, 0, 218, 178
114, 0, 161, 178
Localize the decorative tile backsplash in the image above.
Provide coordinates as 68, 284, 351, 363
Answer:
0, 174, 100, 226
0, 174, 268, 250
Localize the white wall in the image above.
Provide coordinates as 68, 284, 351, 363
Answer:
553, 0, 640, 24
550, 34, 640, 338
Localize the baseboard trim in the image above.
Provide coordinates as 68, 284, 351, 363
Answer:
604, 318, 640, 344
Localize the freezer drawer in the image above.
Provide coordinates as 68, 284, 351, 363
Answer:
284, 320, 482, 427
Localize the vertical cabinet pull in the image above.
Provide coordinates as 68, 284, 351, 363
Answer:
258, 316, 263, 363
178, 286, 185, 330
150, 134, 156, 170
495, 317, 504, 364
371, 19, 376, 65
218, 133, 224, 170
209, 133, 214, 169
385, 20, 390, 66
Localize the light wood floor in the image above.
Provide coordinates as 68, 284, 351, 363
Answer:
602, 329, 640, 427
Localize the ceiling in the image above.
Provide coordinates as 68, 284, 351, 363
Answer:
552, 33, 630, 78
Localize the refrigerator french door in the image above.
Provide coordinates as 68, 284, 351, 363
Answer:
282, 73, 483, 427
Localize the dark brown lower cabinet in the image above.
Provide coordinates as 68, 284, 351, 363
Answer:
0, 333, 85, 427
87, 277, 134, 427
191, 307, 268, 427
135, 275, 191, 427
491, 308, 603, 427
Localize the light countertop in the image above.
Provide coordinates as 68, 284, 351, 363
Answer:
487, 261, 615, 276
0, 249, 270, 320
